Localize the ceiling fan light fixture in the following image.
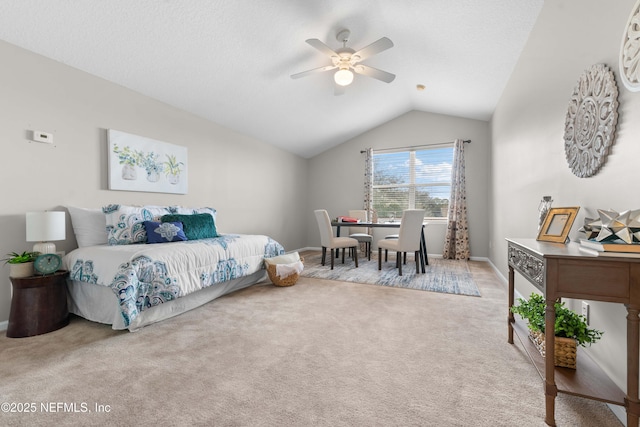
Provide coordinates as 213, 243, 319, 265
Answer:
291, 29, 394, 91
334, 68, 354, 86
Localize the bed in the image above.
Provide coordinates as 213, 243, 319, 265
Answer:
63, 205, 284, 331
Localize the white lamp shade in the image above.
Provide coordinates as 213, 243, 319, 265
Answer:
26, 211, 66, 244
334, 69, 354, 86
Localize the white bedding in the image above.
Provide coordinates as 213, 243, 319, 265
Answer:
63, 234, 284, 330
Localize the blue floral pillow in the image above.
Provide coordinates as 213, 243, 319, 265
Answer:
143, 221, 188, 243
103, 204, 179, 245
102, 205, 216, 245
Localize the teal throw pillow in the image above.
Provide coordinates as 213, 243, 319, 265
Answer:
161, 213, 218, 240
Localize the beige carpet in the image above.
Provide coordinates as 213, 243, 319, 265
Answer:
0, 259, 622, 426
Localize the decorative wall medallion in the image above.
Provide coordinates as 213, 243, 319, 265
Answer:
563, 63, 619, 178
620, 0, 640, 91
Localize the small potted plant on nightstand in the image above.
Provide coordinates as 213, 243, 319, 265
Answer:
511, 293, 603, 369
3, 251, 40, 278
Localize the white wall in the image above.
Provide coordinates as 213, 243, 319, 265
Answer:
0, 40, 309, 323
307, 110, 491, 258
491, 0, 640, 396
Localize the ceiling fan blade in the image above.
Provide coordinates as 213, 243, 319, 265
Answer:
306, 38, 339, 58
290, 65, 337, 79
352, 37, 394, 61
353, 64, 396, 83
334, 84, 346, 96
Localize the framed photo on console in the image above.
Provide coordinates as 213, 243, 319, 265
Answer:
537, 207, 580, 243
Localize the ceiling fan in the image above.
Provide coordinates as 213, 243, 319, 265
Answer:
291, 29, 395, 94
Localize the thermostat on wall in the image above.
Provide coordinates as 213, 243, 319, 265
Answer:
32, 130, 53, 144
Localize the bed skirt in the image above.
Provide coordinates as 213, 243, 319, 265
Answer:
66, 270, 267, 331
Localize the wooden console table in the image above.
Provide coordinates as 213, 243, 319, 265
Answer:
506, 238, 638, 426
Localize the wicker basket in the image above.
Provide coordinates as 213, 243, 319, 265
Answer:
529, 330, 577, 369
265, 253, 304, 287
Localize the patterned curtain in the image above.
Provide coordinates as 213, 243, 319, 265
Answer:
442, 139, 470, 260
363, 148, 374, 232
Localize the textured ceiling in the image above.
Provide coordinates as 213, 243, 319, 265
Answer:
0, 0, 543, 158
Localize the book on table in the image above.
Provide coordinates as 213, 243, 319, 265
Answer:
579, 239, 640, 253
337, 216, 360, 223
578, 246, 640, 258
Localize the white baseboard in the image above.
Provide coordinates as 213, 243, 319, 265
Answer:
607, 403, 627, 426
0, 320, 7, 332
486, 258, 508, 284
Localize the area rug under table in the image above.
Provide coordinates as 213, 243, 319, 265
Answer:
300, 253, 481, 297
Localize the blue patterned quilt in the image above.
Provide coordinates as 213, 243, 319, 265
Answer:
64, 234, 284, 326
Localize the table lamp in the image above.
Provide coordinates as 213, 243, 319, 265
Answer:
26, 211, 66, 254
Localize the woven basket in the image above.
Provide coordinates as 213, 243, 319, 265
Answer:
529, 330, 577, 369
266, 256, 304, 287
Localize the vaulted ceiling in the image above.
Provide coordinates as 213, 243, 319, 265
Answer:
0, 0, 543, 158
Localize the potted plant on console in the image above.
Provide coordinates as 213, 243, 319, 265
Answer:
511, 293, 603, 369
2, 251, 40, 278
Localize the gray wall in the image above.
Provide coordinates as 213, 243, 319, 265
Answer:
307, 110, 491, 258
6, 0, 631, 404
491, 0, 640, 397
0, 40, 309, 324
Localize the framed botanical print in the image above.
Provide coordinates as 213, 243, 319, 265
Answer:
108, 129, 188, 194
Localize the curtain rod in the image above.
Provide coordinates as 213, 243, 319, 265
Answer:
360, 139, 471, 153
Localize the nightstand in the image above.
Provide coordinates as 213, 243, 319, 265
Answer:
6, 270, 69, 338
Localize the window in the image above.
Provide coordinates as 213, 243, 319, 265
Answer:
372, 145, 453, 220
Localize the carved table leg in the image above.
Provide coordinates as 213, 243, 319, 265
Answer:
545, 298, 558, 426
508, 266, 514, 344
627, 306, 640, 427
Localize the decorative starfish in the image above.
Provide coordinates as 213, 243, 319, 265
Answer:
594, 209, 618, 241
579, 217, 600, 240
585, 209, 640, 243
613, 210, 633, 243
629, 209, 640, 242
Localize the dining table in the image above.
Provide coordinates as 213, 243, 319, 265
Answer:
331, 221, 428, 272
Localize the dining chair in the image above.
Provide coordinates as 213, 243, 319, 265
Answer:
383, 233, 400, 262
377, 209, 425, 276
348, 209, 372, 261
314, 209, 359, 270
382, 213, 400, 262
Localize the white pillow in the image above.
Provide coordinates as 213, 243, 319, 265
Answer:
67, 206, 108, 248
176, 206, 217, 220
102, 204, 175, 245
